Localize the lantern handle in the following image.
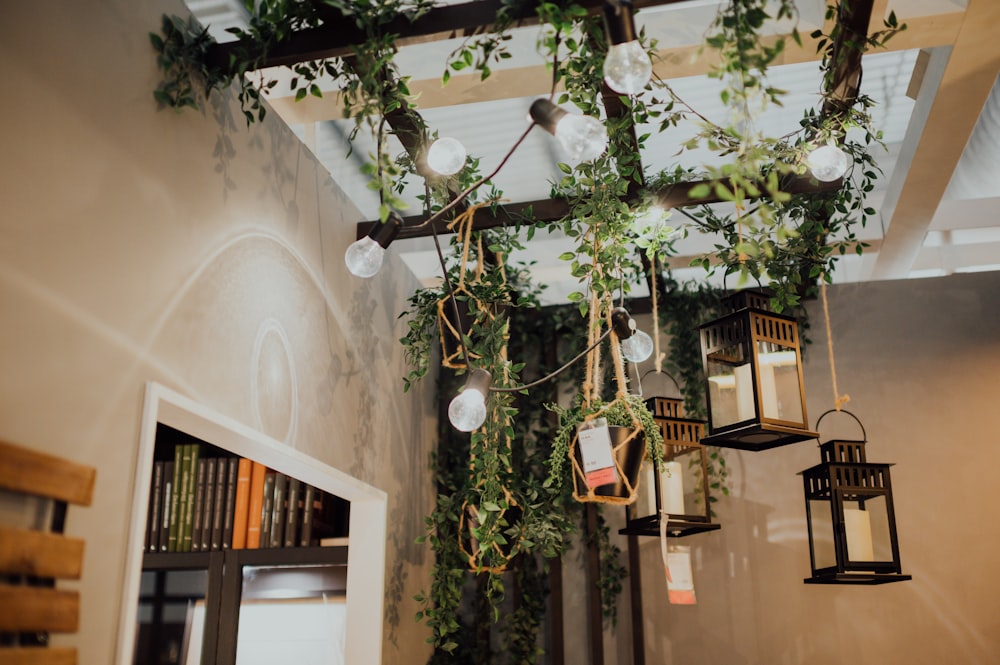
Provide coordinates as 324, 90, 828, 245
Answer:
814, 408, 867, 443
638, 368, 681, 398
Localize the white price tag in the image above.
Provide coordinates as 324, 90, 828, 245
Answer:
577, 420, 618, 488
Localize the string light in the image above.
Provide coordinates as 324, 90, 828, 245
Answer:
602, 0, 651, 95
807, 143, 849, 182
448, 368, 492, 432
426, 137, 467, 176
344, 212, 402, 278
612, 307, 654, 363
529, 98, 608, 163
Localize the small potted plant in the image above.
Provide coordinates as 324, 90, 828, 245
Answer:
546, 392, 664, 505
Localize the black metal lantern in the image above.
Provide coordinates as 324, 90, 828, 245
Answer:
699, 289, 816, 451
619, 396, 720, 538
801, 410, 910, 585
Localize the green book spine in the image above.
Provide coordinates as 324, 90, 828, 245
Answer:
181, 444, 200, 552
190, 457, 208, 552
167, 445, 183, 552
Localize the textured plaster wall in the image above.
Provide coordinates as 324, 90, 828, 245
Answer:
628, 273, 1000, 664
0, 3, 435, 664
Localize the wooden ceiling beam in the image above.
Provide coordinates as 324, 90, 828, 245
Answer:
356, 175, 839, 240
205, 0, 690, 72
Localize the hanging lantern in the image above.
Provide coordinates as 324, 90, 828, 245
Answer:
699, 289, 816, 451
620, 395, 720, 538
801, 410, 910, 585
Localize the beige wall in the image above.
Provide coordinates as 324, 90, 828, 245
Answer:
629, 273, 1000, 664
0, 3, 435, 664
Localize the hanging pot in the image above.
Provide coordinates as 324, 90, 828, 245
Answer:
571, 425, 646, 504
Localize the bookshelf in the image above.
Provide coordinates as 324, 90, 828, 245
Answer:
117, 383, 387, 665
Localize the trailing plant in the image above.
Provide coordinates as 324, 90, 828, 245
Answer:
149, 1, 909, 658
545, 392, 664, 495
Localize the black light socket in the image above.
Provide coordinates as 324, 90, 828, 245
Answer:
529, 98, 567, 136
465, 367, 494, 395
611, 307, 637, 339
369, 211, 403, 249
603, 0, 637, 46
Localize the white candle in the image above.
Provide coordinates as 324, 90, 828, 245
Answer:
844, 507, 875, 561
642, 463, 657, 515
735, 363, 756, 421
661, 461, 684, 516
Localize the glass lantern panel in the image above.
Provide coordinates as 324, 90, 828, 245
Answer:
632, 460, 658, 519
809, 499, 836, 570
847, 496, 893, 562
706, 357, 754, 429
755, 344, 803, 424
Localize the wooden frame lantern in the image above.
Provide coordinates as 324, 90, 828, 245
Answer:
699, 289, 817, 451
801, 410, 911, 585
620, 396, 720, 538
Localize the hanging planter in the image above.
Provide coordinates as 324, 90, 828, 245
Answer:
437, 288, 486, 369
458, 486, 524, 574
547, 301, 664, 506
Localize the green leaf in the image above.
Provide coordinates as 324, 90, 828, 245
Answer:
688, 183, 711, 199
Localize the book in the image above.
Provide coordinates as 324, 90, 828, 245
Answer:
147, 461, 164, 552
260, 471, 276, 548
180, 444, 200, 552
269, 473, 286, 548
221, 457, 238, 549
167, 446, 183, 552
230, 458, 252, 549
199, 458, 217, 551
190, 458, 207, 552
245, 461, 267, 550
283, 477, 300, 548
299, 484, 315, 547
210, 457, 227, 550
159, 461, 173, 552
319, 536, 350, 547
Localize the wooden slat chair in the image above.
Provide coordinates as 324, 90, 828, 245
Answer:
0, 440, 96, 665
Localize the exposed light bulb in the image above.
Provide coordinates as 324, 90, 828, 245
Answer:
610, 306, 654, 363
621, 329, 654, 363
631, 205, 669, 238
426, 137, 467, 176
448, 389, 487, 432
344, 236, 385, 278
603, 41, 652, 95
529, 99, 608, 163
344, 212, 403, 278
448, 369, 492, 432
555, 113, 608, 163
807, 143, 849, 182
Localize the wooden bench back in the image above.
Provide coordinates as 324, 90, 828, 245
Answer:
0, 440, 96, 665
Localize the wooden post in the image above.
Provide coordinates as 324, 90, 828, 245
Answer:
627, 535, 645, 665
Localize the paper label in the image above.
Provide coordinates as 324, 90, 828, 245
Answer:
578, 420, 618, 488
660, 523, 696, 605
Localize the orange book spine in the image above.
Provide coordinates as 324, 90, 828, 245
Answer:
230, 458, 253, 549
244, 461, 267, 550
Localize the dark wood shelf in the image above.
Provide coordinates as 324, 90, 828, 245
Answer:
143, 545, 348, 570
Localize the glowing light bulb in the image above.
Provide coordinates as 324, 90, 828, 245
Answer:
448, 368, 492, 432
449, 388, 487, 432
426, 137, 467, 176
344, 236, 385, 278
603, 41, 652, 95
807, 144, 849, 182
344, 212, 403, 278
621, 329, 654, 363
555, 113, 608, 163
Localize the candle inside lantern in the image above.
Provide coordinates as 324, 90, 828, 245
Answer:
661, 461, 685, 516
844, 507, 875, 561
642, 462, 657, 515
